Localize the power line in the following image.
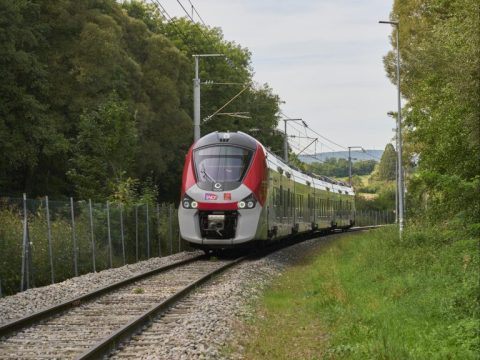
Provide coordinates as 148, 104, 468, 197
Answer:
288, 142, 326, 164
175, 0, 196, 23
150, 0, 199, 54
280, 111, 383, 162
285, 121, 337, 153
186, 0, 207, 26
280, 111, 347, 151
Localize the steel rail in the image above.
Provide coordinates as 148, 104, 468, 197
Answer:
76, 226, 381, 359
0, 254, 205, 338
76, 256, 246, 360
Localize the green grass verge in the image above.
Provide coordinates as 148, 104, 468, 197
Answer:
236, 226, 479, 359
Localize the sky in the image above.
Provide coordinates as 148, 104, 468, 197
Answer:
162, 0, 396, 154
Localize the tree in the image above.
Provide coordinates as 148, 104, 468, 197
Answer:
68, 93, 138, 200
378, 144, 396, 181
0, 0, 68, 195
384, 0, 480, 221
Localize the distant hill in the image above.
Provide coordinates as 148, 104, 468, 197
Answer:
298, 150, 383, 164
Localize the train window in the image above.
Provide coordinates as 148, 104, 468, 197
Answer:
287, 189, 291, 216
194, 146, 253, 183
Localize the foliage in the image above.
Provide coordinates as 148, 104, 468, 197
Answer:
0, 0, 283, 202
68, 93, 138, 201
355, 182, 396, 212
377, 143, 396, 181
0, 0, 68, 195
384, 0, 480, 221
408, 172, 480, 225
307, 158, 377, 178
236, 226, 479, 359
0, 198, 182, 296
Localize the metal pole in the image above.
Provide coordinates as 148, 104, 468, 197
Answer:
283, 119, 288, 163
193, 55, 201, 142
157, 204, 162, 257
135, 205, 138, 262
89, 199, 96, 272
20, 193, 28, 291
106, 201, 112, 268
70, 197, 78, 277
395, 149, 399, 223
348, 147, 352, 186
146, 203, 150, 259
168, 204, 173, 254
396, 25, 405, 235
120, 206, 126, 265
380, 20, 404, 236
45, 196, 54, 284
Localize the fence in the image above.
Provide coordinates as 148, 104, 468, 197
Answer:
354, 209, 395, 227
0, 195, 184, 297
0, 195, 395, 297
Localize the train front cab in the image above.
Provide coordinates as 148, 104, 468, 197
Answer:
179, 132, 268, 248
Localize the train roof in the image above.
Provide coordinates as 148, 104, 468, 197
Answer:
193, 131, 257, 150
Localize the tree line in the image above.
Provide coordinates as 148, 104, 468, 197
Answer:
307, 158, 377, 179
384, 0, 479, 223
0, 0, 284, 202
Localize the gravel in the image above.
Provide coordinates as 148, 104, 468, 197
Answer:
110, 234, 341, 359
0, 250, 202, 325
0, 233, 343, 359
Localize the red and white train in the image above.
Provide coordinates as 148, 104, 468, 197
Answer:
178, 131, 355, 250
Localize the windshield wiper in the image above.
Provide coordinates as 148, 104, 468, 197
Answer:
200, 165, 215, 182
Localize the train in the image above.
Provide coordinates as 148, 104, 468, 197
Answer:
178, 131, 355, 250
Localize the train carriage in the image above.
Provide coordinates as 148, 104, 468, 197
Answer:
178, 131, 355, 250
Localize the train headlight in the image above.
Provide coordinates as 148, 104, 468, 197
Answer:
182, 195, 198, 209
238, 194, 257, 209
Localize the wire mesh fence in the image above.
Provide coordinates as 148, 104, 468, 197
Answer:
0, 196, 183, 297
0, 194, 394, 297
354, 209, 395, 227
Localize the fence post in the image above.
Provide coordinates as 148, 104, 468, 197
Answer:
168, 204, 173, 255
120, 205, 126, 265
157, 204, 162, 257
146, 203, 150, 259
70, 197, 78, 277
45, 196, 55, 284
107, 201, 113, 268
89, 199, 96, 272
20, 193, 31, 291
135, 205, 139, 262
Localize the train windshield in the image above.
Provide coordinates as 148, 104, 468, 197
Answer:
194, 146, 253, 183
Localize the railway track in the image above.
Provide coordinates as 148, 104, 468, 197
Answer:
0, 254, 243, 359
0, 226, 378, 359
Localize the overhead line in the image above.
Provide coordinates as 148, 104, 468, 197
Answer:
288, 142, 326, 164
151, 0, 199, 54
281, 111, 383, 162
175, 0, 196, 23
286, 121, 337, 153
187, 0, 207, 26
280, 111, 347, 150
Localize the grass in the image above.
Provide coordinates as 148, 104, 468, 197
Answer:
234, 225, 479, 359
